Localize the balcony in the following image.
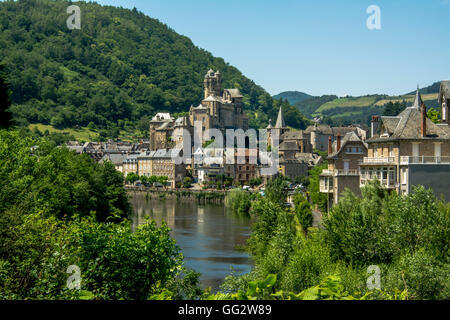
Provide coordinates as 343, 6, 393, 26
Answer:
400, 156, 450, 165
336, 169, 359, 176
320, 169, 359, 176
362, 157, 396, 164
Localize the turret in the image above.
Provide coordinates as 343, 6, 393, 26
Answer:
204, 69, 221, 98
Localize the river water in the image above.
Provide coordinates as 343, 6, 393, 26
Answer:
129, 194, 253, 291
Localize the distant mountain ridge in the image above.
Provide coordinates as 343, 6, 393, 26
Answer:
273, 82, 441, 126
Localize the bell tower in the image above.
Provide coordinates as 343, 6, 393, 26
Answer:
204, 69, 221, 98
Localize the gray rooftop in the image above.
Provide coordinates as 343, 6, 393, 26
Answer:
369, 106, 450, 142
439, 80, 450, 103
275, 107, 285, 128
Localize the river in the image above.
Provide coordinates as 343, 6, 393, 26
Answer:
129, 193, 253, 291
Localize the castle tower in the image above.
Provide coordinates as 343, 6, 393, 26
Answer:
204, 69, 221, 98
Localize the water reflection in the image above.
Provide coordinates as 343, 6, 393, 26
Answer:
129, 194, 252, 290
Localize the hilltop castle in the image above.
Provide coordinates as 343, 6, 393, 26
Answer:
189, 69, 248, 134
149, 69, 249, 150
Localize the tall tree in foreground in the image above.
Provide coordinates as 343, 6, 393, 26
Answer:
0, 64, 12, 129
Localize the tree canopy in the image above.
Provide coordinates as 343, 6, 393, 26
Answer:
0, 0, 309, 134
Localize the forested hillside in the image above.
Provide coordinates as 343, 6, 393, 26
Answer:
0, 0, 309, 138
273, 91, 312, 105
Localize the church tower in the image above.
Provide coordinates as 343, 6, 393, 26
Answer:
204, 69, 221, 98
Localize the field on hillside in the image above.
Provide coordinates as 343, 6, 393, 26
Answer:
312, 93, 439, 118
374, 93, 438, 106
29, 124, 100, 141
28, 123, 142, 142
315, 96, 378, 113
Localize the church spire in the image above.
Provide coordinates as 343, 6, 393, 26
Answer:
412, 85, 423, 109
275, 106, 285, 128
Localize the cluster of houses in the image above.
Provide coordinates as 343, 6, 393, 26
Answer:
320, 83, 450, 209
66, 70, 450, 207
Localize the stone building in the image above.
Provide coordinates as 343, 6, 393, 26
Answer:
305, 123, 367, 151
149, 69, 248, 150
149, 113, 175, 151
265, 106, 312, 181
135, 149, 186, 188
319, 132, 368, 209
360, 87, 450, 201
234, 148, 258, 185
122, 154, 138, 177
189, 69, 248, 143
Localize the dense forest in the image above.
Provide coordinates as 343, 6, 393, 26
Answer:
0, 0, 309, 138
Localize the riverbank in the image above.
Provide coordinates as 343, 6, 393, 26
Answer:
126, 187, 229, 204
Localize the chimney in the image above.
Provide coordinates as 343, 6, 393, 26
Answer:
421, 103, 427, 137
328, 136, 333, 155
336, 134, 342, 151
371, 116, 380, 138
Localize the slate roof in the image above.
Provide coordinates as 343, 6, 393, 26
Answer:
439, 80, 450, 103
328, 131, 367, 158
304, 124, 333, 134
281, 131, 306, 140
411, 88, 423, 109
332, 127, 357, 136
275, 107, 285, 128
369, 106, 450, 142
99, 153, 128, 165
203, 95, 223, 103
151, 113, 172, 122
224, 88, 243, 98
193, 103, 207, 110
279, 141, 300, 151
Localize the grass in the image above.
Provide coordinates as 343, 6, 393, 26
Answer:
374, 93, 438, 106
315, 96, 378, 113
313, 93, 439, 116
28, 123, 145, 142
29, 124, 100, 141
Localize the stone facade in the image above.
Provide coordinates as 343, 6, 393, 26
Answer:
360, 87, 450, 199
320, 132, 368, 208
149, 69, 248, 150
189, 70, 248, 144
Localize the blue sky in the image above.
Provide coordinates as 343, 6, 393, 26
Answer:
95, 0, 450, 97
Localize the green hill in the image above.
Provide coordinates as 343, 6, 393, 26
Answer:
273, 91, 312, 105
277, 82, 440, 126
0, 0, 309, 140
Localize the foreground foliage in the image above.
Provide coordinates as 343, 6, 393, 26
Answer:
0, 129, 200, 299
219, 179, 449, 300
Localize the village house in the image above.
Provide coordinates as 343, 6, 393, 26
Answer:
319, 131, 368, 209
360, 86, 450, 201
304, 123, 368, 151
122, 154, 138, 177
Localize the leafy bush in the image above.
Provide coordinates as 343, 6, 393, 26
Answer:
225, 189, 252, 217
